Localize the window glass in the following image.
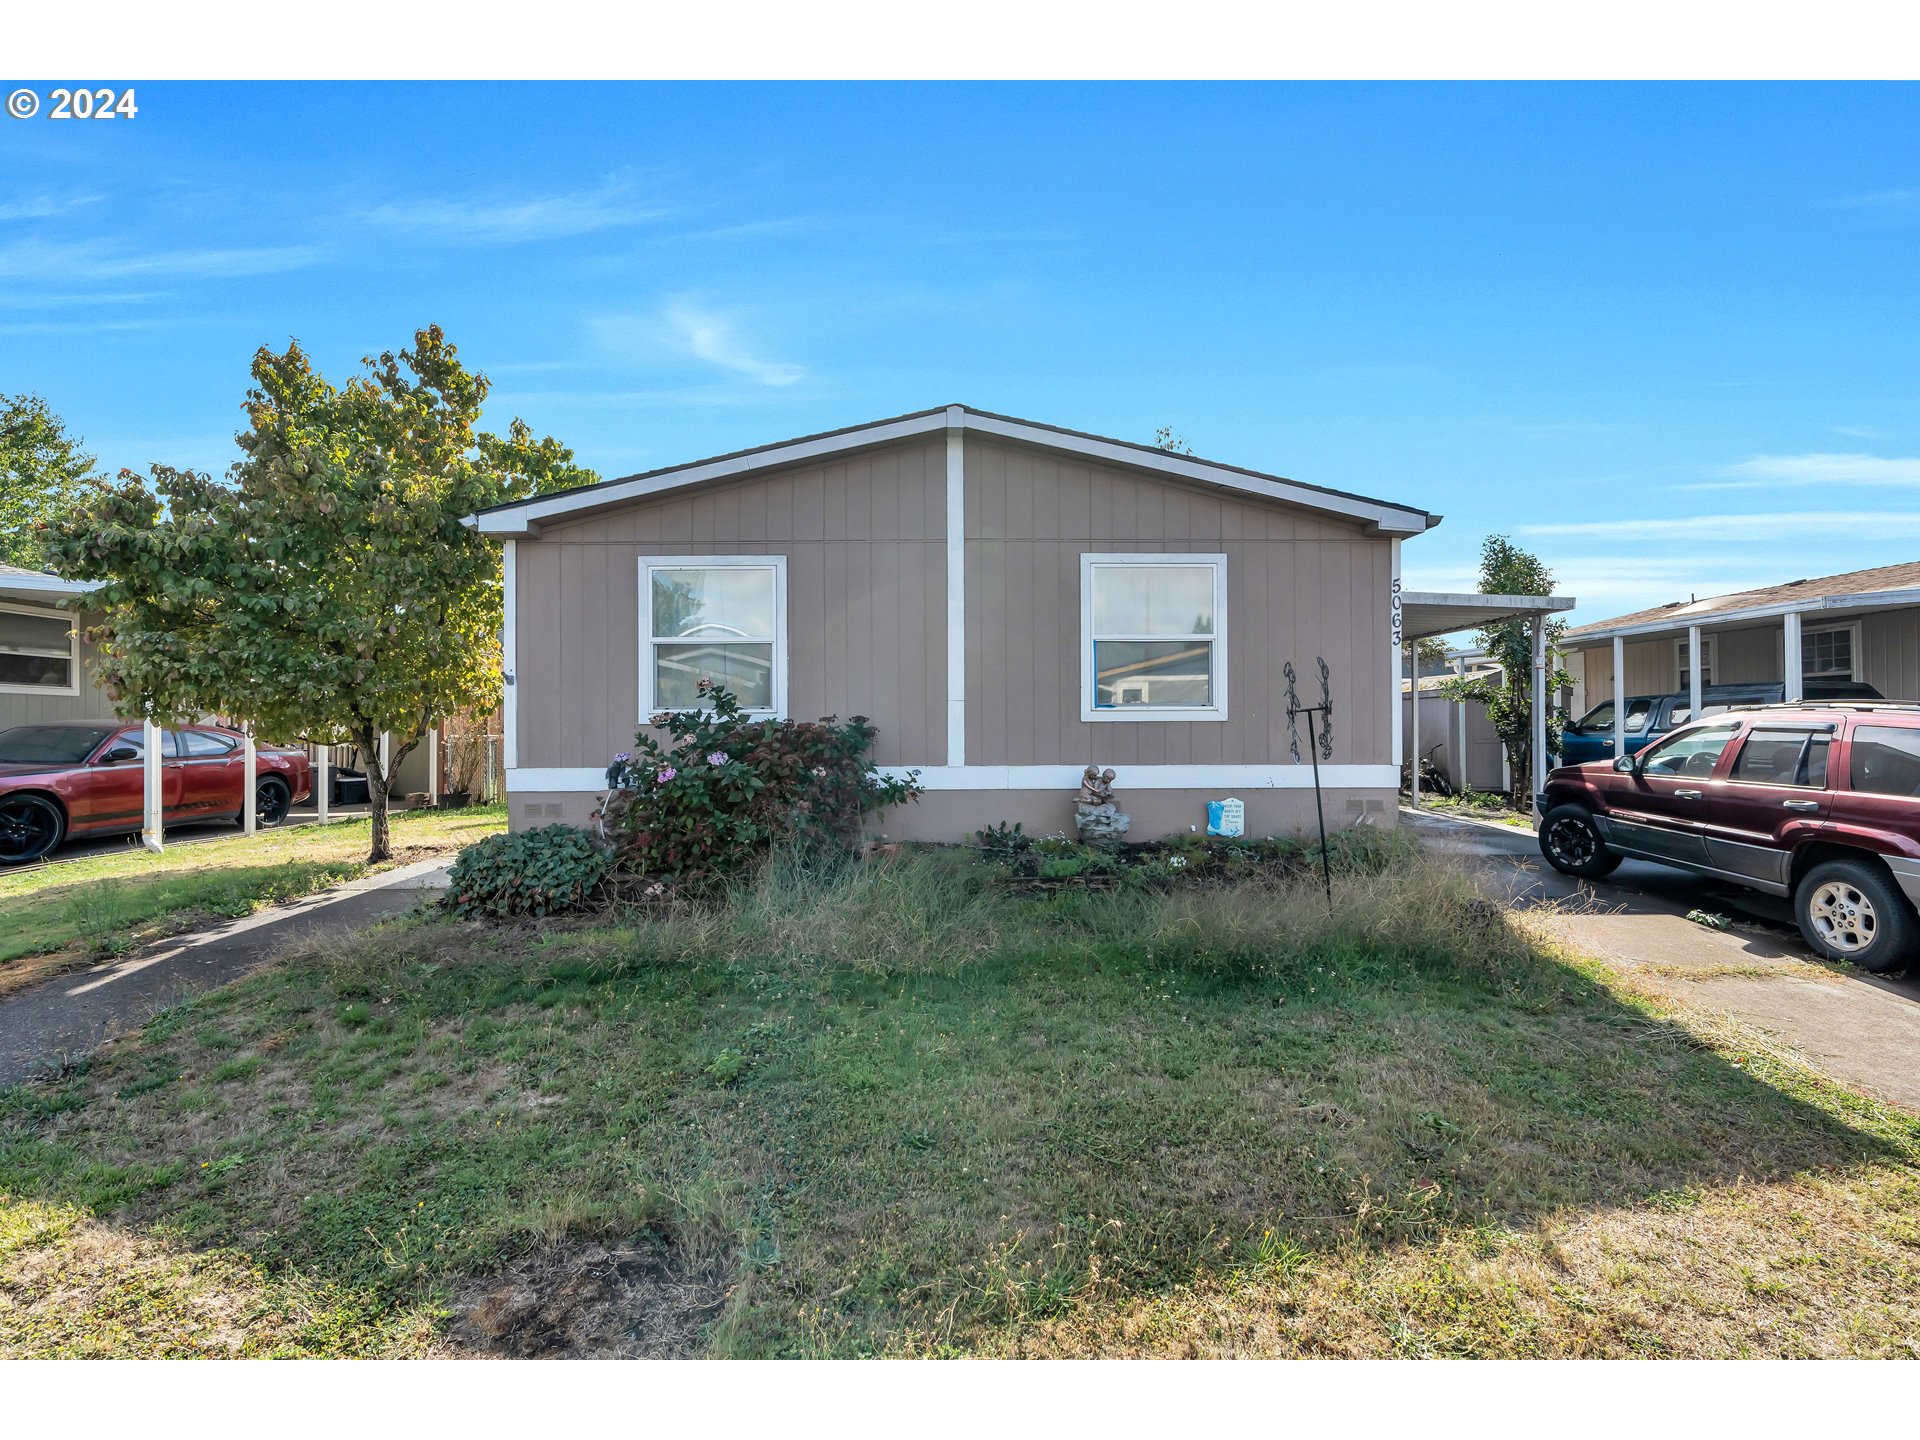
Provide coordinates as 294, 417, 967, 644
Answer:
0, 724, 117, 764
1849, 725, 1920, 798
650, 568, 775, 640
1580, 698, 1655, 732
1732, 729, 1830, 788
646, 565, 780, 713
1094, 641, 1213, 708
1086, 560, 1221, 712
182, 729, 239, 757
104, 729, 178, 762
1804, 627, 1853, 680
1090, 565, 1215, 637
1640, 724, 1739, 778
0, 608, 75, 690
1676, 636, 1715, 688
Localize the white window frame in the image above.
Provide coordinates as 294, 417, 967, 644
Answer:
638, 556, 787, 721
1801, 621, 1861, 682
1674, 633, 1716, 690
1079, 553, 1229, 723
0, 601, 80, 697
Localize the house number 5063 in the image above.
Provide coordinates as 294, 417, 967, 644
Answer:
48, 88, 140, 120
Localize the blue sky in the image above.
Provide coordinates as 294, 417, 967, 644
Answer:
3, 81, 1917, 624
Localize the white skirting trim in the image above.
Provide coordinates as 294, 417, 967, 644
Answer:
507, 763, 1398, 794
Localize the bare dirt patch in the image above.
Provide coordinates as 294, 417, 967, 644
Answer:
450, 1237, 730, 1358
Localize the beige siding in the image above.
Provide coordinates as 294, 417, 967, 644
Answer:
515, 438, 948, 770
1858, 611, 1920, 701
0, 607, 113, 729
962, 438, 1392, 767
1401, 690, 1506, 791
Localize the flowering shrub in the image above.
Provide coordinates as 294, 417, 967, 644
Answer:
601, 680, 920, 882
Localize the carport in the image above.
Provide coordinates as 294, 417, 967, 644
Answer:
1398, 591, 1576, 814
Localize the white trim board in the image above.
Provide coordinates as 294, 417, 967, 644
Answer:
944, 416, 966, 765
508, 763, 1400, 793
1079, 552, 1229, 723
637, 555, 789, 721
468, 405, 1436, 539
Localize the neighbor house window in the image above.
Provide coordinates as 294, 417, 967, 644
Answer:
1080, 554, 1228, 722
1674, 634, 1716, 689
0, 604, 79, 695
639, 557, 786, 717
1802, 624, 1857, 681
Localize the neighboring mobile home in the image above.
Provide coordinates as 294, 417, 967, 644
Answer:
0, 564, 106, 729
471, 405, 1568, 840
1564, 561, 1920, 721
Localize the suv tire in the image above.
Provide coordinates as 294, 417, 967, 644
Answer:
1794, 858, 1917, 974
1538, 803, 1623, 880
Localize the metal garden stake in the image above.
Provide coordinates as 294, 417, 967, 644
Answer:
1285, 658, 1336, 908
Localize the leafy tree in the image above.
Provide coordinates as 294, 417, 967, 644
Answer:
1, 393, 98, 570
1435, 535, 1571, 803
44, 326, 589, 861
1152, 425, 1194, 455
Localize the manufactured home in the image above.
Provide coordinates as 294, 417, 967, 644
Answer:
473, 405, 1568, 840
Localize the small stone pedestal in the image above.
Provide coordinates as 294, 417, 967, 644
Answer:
1075, 803, 1131, 846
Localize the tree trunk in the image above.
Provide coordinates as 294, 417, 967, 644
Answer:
367, 762, 392, 864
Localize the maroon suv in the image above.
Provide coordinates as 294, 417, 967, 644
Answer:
1537, 703, 1920, 973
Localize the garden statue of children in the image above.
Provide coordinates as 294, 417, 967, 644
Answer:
1074, 765, 1129, 845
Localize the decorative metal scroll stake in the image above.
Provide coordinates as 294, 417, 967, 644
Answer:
1284, 658, 1337, 908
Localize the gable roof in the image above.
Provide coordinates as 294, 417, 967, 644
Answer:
1566, 559, 1920, 641
467, 404, 1440, 539
0, 563, 93, 604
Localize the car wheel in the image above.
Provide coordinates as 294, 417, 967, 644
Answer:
254, 777, 291, 828
1795, 859, 1916, 974
0, 794, 67, 865
1537, 803, 1622, 879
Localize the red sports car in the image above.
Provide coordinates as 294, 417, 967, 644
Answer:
0, 720, 313, 865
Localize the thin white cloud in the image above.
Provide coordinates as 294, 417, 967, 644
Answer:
358, 177, 671, 243
658, 300, 805, 387
1522, 511, 1920, 542
1686, 452, 1920, 491
1832, 425, 1888, 439
1836, 188, 1920, 212
0, 193, 103, 222
0, 238, 323, 282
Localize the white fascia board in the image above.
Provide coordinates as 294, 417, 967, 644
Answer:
509, 763, 1399, 793
466, 406, 1436, 538
472, 412, 953, 537
0, 574, 94, 601
958, 411, 1433, 536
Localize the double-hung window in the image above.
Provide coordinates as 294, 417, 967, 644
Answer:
640, 557, 786, 718
0, 604, 79, 695
1080, 554, 1228, 722
1674, 634, 1716, 689
1803, 624, 1857, 681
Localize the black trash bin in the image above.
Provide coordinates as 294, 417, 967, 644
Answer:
330, 768, 371, 805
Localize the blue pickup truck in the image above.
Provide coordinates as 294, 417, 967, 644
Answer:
1558, 679, 1884, 765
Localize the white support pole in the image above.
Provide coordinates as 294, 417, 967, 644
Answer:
141, 717, 164, 852
1783, 609, 1804, 702
427, 723, 440, 806
945, 411, 967, 767
1389, 539, 1403, 776
1454, 654, 1468, 793
315, 743, 330, 823
1408, 640, 1421, 807
379, 731, 391, 793
1531, 617, 1549, 813
502, 537, 519, 780
1688, 624, 1703, 720
1612, 634, 1626, 764
242, 724, 257, 835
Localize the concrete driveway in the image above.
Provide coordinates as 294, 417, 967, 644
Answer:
1406, 807, 1920, 1114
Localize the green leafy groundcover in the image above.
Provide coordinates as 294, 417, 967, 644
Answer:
972, 820, 1400, 891
445, 825, 613, 919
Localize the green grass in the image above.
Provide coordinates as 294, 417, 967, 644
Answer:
0, 806, 505, 994
3, 843, 1918, 1358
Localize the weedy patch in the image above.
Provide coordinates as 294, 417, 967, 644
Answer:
451, 1237, 730, 1358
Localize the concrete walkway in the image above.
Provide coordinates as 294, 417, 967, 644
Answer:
1405, 807, 1920, 1113
0, 859, 451, 1088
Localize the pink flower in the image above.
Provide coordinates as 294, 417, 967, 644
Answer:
656, 767, 677, 784
707, 751, 730, 766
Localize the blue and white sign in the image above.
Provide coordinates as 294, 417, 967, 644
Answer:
1207, 797, 1245, 838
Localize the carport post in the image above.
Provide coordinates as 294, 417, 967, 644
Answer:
1454, 654, 1467, 793
1407, 640, 1420, 807
141, 716, 163, 853
1688, 624, 1703, 719
1611, 635, 1626, 769
242, 724, 257, 836
1783, 609, 1804, 703
1531, 616, 1548, 813
315, 745, 329, 823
